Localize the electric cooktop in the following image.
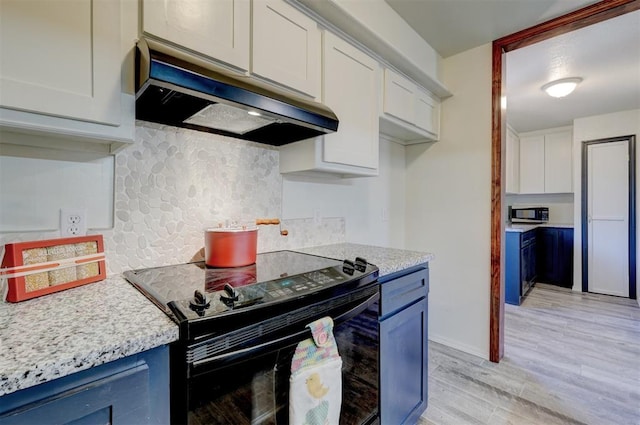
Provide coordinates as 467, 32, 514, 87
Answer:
124, 250, 379, 338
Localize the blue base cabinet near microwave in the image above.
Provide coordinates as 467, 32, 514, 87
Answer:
506, 229, 537, 305
506, 227, 574, 305
379, 264, 429, 424
537, 227, 574, 288
0, 346, 169, 425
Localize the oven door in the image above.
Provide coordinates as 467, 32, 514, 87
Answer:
172, 287, 380, 425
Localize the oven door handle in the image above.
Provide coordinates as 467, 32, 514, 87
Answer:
192, 292, 378, 367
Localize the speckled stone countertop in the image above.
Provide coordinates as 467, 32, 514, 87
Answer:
295, 243, 434, 277
1, 243, 431, 398
0, 275, 178, 397
506, 223, 574, 233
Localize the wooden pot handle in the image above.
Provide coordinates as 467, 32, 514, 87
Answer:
255, 218, 280, 225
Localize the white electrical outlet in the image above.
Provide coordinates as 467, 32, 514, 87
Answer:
60, 209, 87, 236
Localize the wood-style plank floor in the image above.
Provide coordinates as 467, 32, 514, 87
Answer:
419, 283, 640, 425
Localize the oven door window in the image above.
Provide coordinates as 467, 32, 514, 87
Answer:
185, 302, 379, 425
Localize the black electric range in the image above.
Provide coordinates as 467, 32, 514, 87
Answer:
124, 250, 380, 425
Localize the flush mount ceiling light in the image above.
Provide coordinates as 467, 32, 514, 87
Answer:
541, 77, 583, 98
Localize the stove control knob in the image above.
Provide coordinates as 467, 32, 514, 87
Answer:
220, 283, 239, 303
190, 290, 210, 309
343, 259, 355, 276
354, 257, 368, 272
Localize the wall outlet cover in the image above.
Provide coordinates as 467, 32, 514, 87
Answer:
60, 209, 87, 236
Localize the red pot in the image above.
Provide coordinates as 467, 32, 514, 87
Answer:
204, 226, 258, 268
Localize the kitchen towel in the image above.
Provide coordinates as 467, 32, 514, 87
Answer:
289, 317, 342, 425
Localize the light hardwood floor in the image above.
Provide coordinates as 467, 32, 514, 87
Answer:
419, 283, 640, 425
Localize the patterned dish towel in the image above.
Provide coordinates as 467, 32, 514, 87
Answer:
289, 317, 342, 425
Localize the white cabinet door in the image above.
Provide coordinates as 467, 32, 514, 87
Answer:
252, 0, 320, 98
383, 68, 416, 124
142, 0, 250, 71
519, 135, 545, 194
322, 32, 379, 170
0, 0, 121, 126
544, 130, 573, 193
414, 87, 439, 136
505, 126, 520, 194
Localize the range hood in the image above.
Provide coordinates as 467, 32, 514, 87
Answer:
135, 38, 338, 146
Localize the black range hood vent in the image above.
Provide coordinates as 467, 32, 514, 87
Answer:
135, 38, 339, 146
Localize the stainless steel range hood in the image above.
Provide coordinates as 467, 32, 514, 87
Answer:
135, 38, 338, 146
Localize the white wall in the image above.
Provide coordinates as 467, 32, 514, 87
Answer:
405, 44, 492, 359
572, 109, 640, 305
282, 136, 407, 249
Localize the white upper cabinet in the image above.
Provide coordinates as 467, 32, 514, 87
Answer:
0, 0, 134, 152
142, 0, 250, 71
252, 0, 321, 98
142, 0, 319, 97
519, 128, 573, 194
505, 126, 520, 194
414, 86, 439, 135
279, 31, 379, 176
379, 68, 440, 144
519, 135, 545, 194
383, 69, 415, 124
322, 32, 379, 170
544, 130, 573, 193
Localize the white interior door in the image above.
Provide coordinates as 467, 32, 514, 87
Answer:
587, 141, 629, 297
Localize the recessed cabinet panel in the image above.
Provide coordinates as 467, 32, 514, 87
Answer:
142, 0, 250, 71
506, 126, 520, 194
0, 0, 121, 126
322, 32, 379, 170
383, 69, 416, 124
252, 0, 320, 98
519, 135, 545, 194
544, 131, 573, 193
414, 87, 438, 135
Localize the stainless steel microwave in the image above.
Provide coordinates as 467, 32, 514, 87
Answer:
509, 207, 549, 223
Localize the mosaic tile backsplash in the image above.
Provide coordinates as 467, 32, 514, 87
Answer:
0, 122, 346, 275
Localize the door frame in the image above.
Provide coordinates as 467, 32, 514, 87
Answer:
581, 135, 636, 297
489, 0, 640, 362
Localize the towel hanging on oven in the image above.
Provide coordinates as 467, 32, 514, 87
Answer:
289, 317, 342, 425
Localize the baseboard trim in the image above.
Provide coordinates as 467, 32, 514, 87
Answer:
428, 334, 488, 360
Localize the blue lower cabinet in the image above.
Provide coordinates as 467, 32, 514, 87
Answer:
506, 230, 537, 305
0, 345, 170, 425
379, 266, 429, 424
537, 227, 574, 287
506, 227, 575, 305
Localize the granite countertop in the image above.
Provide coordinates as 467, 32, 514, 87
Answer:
0, 275, 179, 397
296, 243, 434, 277
0, 243, 432, 398
506, 223, 574, 233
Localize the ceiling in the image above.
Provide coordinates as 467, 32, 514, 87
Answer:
385, 1, 640, 133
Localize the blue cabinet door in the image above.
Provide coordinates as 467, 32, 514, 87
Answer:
506, 231, 523, 305
0, 366, 150, 425
0, 346, 170, 425
380, 297, 428, 425
537, 227, 574, 287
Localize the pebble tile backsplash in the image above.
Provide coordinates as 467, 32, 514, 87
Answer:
0, 122, 345, 275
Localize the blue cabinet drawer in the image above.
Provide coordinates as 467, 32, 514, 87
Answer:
380, 268, 428, 317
